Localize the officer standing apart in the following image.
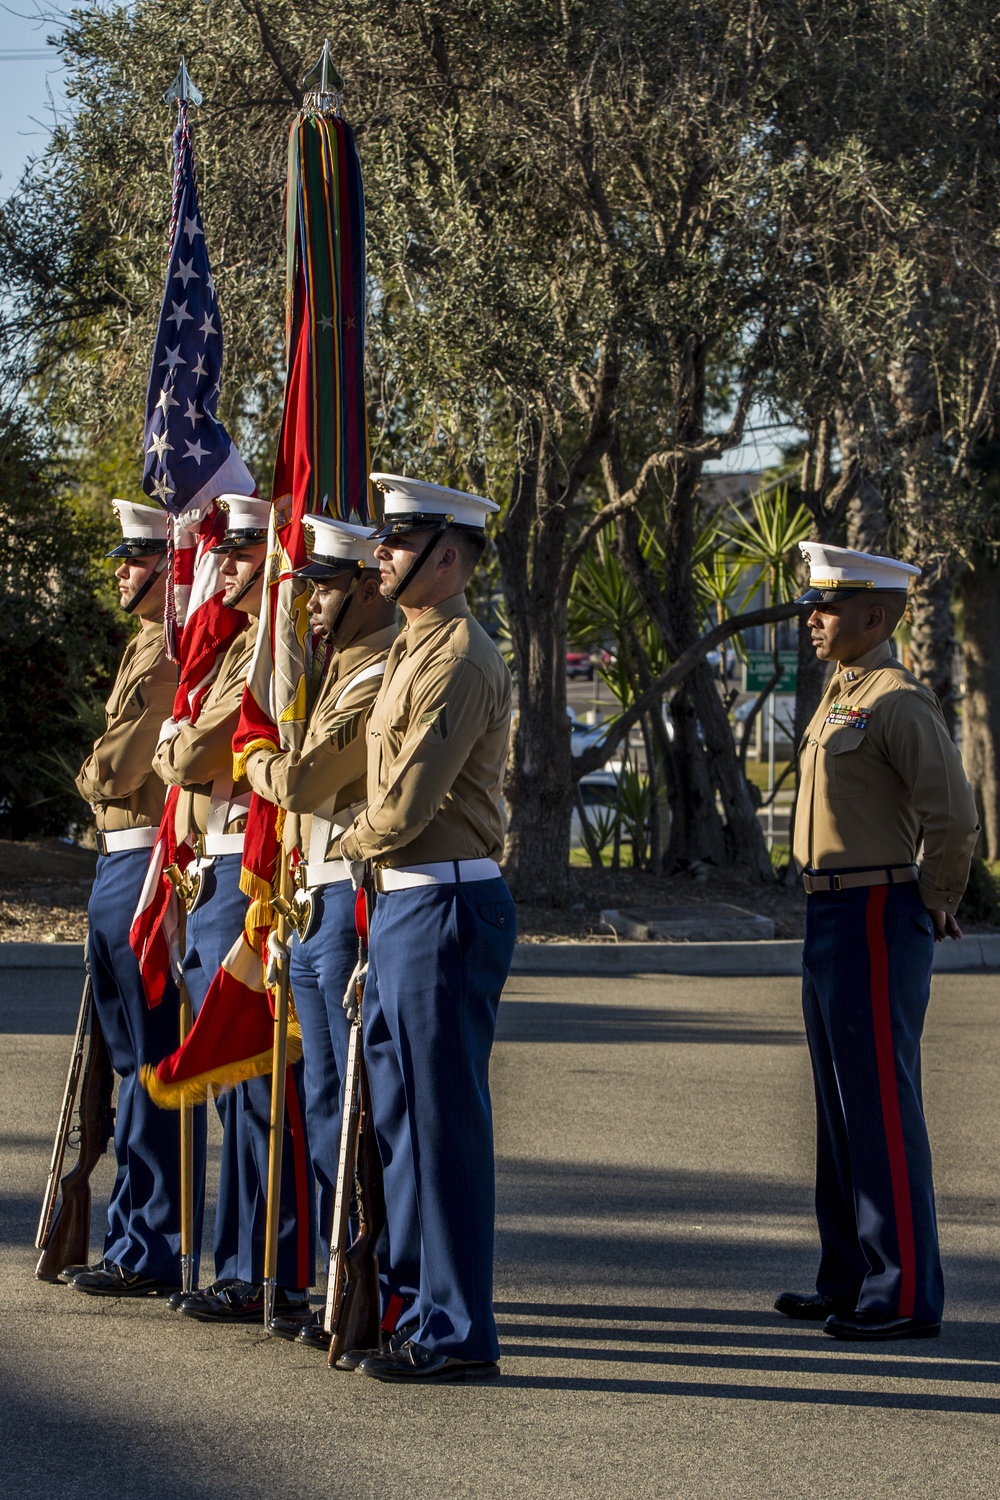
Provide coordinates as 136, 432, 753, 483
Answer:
776, 543, 979, 1341
153, 495, 315, 1324
243, 516, 397, 1349
69, 500, 184, 1297
339, 474, 517, 1384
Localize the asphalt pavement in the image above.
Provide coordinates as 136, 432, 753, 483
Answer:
1, 962, 998, 1499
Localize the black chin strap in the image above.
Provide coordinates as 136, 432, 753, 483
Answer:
122, 554, 168, 615
386, 521, 451, 603
223, 562, 265, 610
328, 571, 362, 641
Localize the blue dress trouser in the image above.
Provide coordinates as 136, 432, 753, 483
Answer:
87, 848, 192, 1282
182, 855, 244, 1283
181, 853, 315, 1289
802, 881, 944, 1322
363, 876, 517, 1361
288, 882, 356, 1271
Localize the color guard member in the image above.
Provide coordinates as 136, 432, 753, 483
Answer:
776, 543, 979, 1340
69, 501, 185, 1296
340, 474, 517, 1384
153, 495, 314, 1323
242, 516, 397, 1349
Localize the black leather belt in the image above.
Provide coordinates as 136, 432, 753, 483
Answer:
802, 864, 918, 894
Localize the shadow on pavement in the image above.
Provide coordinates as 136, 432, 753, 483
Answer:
495, 1372, 1000, 1413
496, 998, 803, 1046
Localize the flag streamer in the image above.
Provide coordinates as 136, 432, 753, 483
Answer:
145, 94, 372, 1101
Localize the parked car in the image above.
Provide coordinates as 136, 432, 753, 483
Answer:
565, 649, 594, 680
570, 769, 620, 844
567, 707, 616, 760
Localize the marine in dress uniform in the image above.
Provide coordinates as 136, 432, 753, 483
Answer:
339, 474, 517, 1384
69, 501, 186, 1296
242, 516, 397, 1349
153, 496, 315, 1323
776, 543, 980, 1341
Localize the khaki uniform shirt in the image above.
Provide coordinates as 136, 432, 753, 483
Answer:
76, 619, 177, 832
244, 624, 397, 862
152, 623, 257, 842
792, 639, 979, 912
340, 594, 511, 868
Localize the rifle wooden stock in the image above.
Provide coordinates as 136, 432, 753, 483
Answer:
326, 873, 385, 1367
326, 1045, 385, 1366
35, 974, 114, 1282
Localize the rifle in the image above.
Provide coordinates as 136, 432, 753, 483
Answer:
35, 962, 115, 1281
326, 873, 386, 1368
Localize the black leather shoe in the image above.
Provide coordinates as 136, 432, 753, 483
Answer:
333, 1320, 419, 1373
356, 1339, 500, 1384
179, 1282, 308, 1324
774, 1290, 854, 1321
824, 1311, 941, 1341
57, 1259, 108, 1286
169, 1278, 245, 1314
270, 1309, 325, 1345
70, 1263, 179, 1298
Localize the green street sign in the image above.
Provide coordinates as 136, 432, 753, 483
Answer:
743, 650, 798, 694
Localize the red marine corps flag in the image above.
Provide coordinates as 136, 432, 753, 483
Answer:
129, 61, 254, 1005
143, 44, 372, 1102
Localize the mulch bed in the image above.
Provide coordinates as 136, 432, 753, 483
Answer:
2, 840, 992, 946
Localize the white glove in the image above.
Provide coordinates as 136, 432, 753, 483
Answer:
266, 929, 291, 989
349, 859, 366, 891
342, 958, 367, 1021
157, 717, 181, 747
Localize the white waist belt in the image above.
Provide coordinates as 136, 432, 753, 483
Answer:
96, 827, 158, 854
202, 833, 245, 856
376, 858, 502, 892
304, 859, 352, 888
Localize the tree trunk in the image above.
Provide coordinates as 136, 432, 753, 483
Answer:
889, 327, 958, 737
663, 680, 728, 868
496, 422, 576, 905
959, 551, 1000, 858
907, 556, 958, 740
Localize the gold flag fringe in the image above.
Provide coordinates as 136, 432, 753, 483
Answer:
140, 1019, 303, 1110
233, 738, 276, 782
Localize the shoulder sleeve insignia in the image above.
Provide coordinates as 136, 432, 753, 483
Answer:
418, 703, 449, 741
328, 708, 364, 753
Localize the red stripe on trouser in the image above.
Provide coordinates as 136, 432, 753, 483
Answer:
865, 885, 917, 1318
284, 1067, 313, 1291
382, 1292, 405, 1334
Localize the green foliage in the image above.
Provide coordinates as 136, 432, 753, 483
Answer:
722, 488, 813, 606
958, 857, 1000, 926
0, 410, 126, 838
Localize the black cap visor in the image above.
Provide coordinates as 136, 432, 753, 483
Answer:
210, 529, 269, 554
796, 585, 909, 606
368, 510, 486, 540
106, 538, 168, 560
294, 558, 364, 582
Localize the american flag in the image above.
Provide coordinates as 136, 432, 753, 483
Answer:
141, 100, 254, 514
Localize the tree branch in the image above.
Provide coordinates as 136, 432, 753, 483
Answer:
573, 601, 803, 778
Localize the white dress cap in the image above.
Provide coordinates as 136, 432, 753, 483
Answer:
298, 516, 380, 578
369, 472, 500, 536
216, 494, 273, 535
107, 499, 169, 557
798, 542, 921, 603
111, 499, 169, 541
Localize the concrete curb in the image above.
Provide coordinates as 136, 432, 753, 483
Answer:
4, 936, 1000, 978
